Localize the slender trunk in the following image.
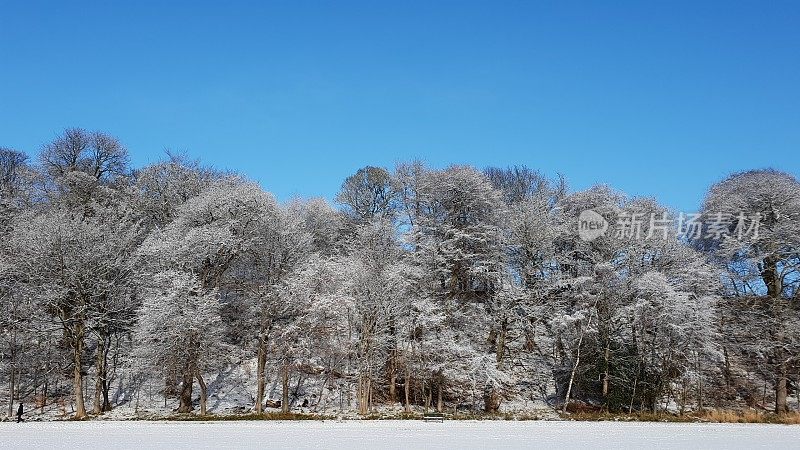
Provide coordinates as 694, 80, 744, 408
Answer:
602, 339, 610, 399
7, 326, 16, 418
103, 335, 121, 412
42, 378, 48, 410
101, 378, 111, 412
7, 367, 15, 419
404, 366, 411, 413
496, 318, 508, 365
697, 374, 704, 410
388, 350, 397, 404
427, 386, 432, 412
694, 354, 703, 409
776, 362, 788, 414
367, 376, 373, 412
562, 325, 586, 414
424, 382, 430, 412
437, 382, 443, 413
679, 381, 687, 416
795, 374, 800, 413
773, 296, 788, 414
388, 320, 397, 404
723, 345, 732, 391
629, 361, 640, 414
93, 333, 106, 414
762, 256, 783, 298
255, 339, 267, 413
72, 322, 86, 419
196, 371, 208, 416
281, 365, 290, 413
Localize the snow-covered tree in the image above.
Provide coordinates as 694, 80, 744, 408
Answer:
701, 169, 800, 298
132, 271, 231, 414
8, 202, 142, 418
2, 133, 795, 419
701, 169, 800, 413
337, 166, 397, 222
132, 153, 223, 228
412, 165, 508, 300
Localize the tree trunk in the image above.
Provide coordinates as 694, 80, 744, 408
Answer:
102, 380, 111, 412
496, 318, 508, 365
563, 301, 597, 414
424, 383, 431, 412
358, 373, 370, 415
795, 375, 800, 413
563, 328, 585, 414
42, 378, 48, 410
388, 351, 397, 404
602, 339, 610, 400
388, 319, 398, 405
628, 366, 639, 414
404, 366, 411, 413
7, 326, 16, 418
281, 365, 290, 413
255, 339, 267, 413
483, 384, 500, 413
722, 345, 732, 391
774, 297, 788, 414
776, 363, 789, 414
437, 382, 443, 413
102, 334, 114, 412
71, 322, 87, 419
93, 333, 107, 414
196, 371, 208, 416
7, 367, 15, 419
762, 256, 783, 298
177, 371, 193, 413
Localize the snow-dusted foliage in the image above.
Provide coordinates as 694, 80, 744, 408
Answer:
132, 271, 231, 414
1, 131, 798, 419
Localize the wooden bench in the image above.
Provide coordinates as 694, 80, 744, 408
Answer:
422, 412, 444, 423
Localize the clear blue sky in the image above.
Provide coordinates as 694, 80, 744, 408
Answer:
1, 0, 798, 212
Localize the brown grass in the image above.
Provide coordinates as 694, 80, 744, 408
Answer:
699, 409, 800, 424
155, 411, 330, 421
563, 409, 800, 424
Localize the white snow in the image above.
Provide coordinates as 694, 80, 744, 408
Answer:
2, 420, 799, 449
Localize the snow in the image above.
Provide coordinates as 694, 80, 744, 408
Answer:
2, 421, 799, 449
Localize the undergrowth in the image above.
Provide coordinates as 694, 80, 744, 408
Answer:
562, 410, 800, 424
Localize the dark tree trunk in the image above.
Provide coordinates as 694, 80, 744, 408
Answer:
437, 382, 443, 412
281, 365, 290, 413
762, 256, 783, 298
388, 350, 397, 404
7, 340, 15, 419
93, 332, 110, 414
776, 362, 789, 414
71, 321, 87, 419
483, 384, 500, 413
178, 372, 193, 413
255, 338, 267, 413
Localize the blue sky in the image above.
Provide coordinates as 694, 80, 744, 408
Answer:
1, 0, 798, 212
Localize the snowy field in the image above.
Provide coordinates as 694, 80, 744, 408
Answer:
2, 421, 799, 449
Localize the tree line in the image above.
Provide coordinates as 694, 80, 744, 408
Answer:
1, 128, 799, 418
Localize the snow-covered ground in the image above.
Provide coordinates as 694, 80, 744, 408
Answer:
1, 420, 798, 449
